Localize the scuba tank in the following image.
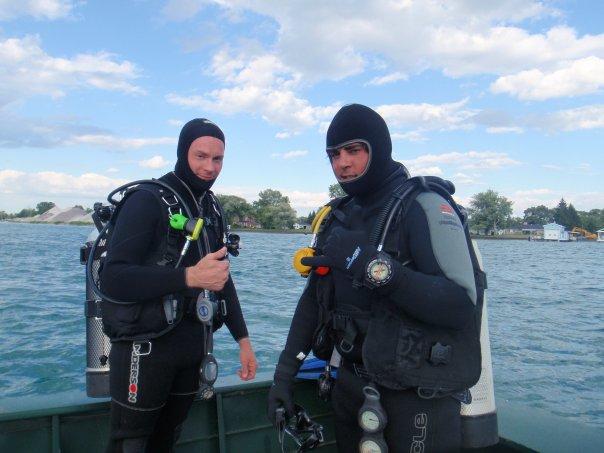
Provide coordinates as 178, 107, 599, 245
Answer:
461, 241, 498, 448
80, 204, 113, 398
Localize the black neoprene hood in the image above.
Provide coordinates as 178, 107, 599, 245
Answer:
326, 104, 398, 196
174, 118, 225, 196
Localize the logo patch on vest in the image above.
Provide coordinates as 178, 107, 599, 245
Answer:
440, 203, 454, 216
346, 246, 361, 269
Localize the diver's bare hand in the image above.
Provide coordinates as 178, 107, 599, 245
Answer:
185, 247, 229, 291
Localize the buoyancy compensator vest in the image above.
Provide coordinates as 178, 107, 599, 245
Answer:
308, 176, 486, 396
362, 176, 486, 396
84, 177, 230, 342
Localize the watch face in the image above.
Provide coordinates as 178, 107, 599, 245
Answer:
360, 410, 380, 431
367, 258, 392, 284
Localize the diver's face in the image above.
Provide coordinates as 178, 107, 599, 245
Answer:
328, 141, 370, 182
187, 136, 224, 181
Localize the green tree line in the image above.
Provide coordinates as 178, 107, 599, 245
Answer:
0, 202, 56, 220
217, 189, 297, 230
3, 190, 602, 234
468, 190, 603, 234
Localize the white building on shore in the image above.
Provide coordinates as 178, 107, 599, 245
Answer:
597, 228, 604, 242
543, 222, 569, 241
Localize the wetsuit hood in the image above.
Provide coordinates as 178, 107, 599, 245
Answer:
174, 118, 225, 197
326, 104, 399, 196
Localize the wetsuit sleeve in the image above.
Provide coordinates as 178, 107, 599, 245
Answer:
101, 190, 187, 301
219, 275, 249, 342
274, 274, 320, 381
384, 192, 476, 329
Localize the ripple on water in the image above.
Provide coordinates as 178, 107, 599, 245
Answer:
1, 227, 603, 428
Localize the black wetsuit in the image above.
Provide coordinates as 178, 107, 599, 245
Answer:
102, 171, 248, 452
278, 167, 476, 452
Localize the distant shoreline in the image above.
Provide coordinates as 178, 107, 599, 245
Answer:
1, 222, 592, 241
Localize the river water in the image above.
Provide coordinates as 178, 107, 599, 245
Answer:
0, 222, 602, 429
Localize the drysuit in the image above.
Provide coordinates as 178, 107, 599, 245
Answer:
102, 120, 248, 453
268, 104, 480, 452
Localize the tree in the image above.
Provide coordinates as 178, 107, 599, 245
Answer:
553, 198, 569, 227
216, 194, 253, 226
15, 208, 37, 218
507, 216, 524, 229
252, 189, 297, 229
328, 183, 346, 199
0, 211, 10, 220
306, 210, 316, 225
468, 190, 513, 234
578, 209, 604, 232
523, 205, 553, 226
553, 198, 582, 228
36, 201, 55, 215
566, 203, 581, 229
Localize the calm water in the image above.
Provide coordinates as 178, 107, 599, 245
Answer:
0, 222, 602, 429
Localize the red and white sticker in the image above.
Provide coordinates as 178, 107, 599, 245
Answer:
440, 203, 454, 216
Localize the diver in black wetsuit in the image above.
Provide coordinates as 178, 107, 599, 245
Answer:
102, 119, 257, 453
268, 104, 481, 452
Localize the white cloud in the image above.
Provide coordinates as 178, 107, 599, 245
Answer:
0, 112, 177, 150
107, 167, 120, 173
166, 49, 341, 133
367, 72, 408, 86
68, 135, 175, 149
404, 164, 444, 176
486, 126, 523, 134
161, 0, 205, 21
282, 190, 330, 212
405, 151, 521, 171
391, 131, 428, 142
0, 169, 126, 198
168, 119, 184, 127
452, 172, 478, 185
376, 99, 476, 132
542, 164, 562, 171
531, 105, 604, 132
0, 35, 143, 107
139, 155, 172, 169
271, 150, 308, 159
0, 0, 73, 20
491, 57, 604, 100
196, 1, 604, 86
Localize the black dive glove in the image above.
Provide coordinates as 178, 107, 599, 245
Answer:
301, 227, 373, 279
301, 227, 401, 290
267, 352, 299, 427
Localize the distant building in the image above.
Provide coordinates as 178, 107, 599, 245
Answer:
239, 216, 261, 229
293, 223, 309, 230
543, 222, 568, 241
597, 228, 604, 242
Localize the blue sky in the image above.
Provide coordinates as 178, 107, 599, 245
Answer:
0, 0, 602, 216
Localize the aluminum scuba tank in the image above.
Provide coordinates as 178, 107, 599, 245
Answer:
460, 240, 498, 448
81, 228, 111, 398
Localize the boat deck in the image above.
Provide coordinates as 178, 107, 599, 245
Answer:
1, 372, 602, 452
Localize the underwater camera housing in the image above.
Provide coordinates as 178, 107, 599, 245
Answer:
225, 232, 241, 257
276, 404, 324, 452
